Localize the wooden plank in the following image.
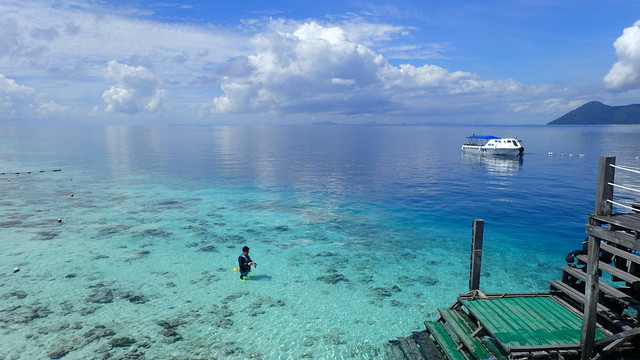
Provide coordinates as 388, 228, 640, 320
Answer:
576, 255, 640, 285
581, 235, 601, 360
469, 219, 484, 291
438, 309, 491, 360
385, 341, 407, 360
594, 327, 640, 347
593, 328, 640, 360
424, 321, 468, 360
412, 331, 445, 360
549, 280, 632, 331
594, 156, 615, 216
600, 242, 640, 266
589, 214, 640, 235
586, 224, 640, 251
562, 266, 640, 310
398, 336, 425, 360
479, 337, 509, 360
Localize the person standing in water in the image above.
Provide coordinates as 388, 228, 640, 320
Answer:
238, 246, 257, 280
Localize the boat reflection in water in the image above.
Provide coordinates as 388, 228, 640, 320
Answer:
461, 152, 523, 174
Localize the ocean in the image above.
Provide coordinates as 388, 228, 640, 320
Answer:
1, 124, 639, 359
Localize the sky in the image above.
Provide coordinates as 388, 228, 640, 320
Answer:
2, 0, 640, 125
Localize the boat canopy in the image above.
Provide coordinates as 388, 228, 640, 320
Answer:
466, 135, 500, 140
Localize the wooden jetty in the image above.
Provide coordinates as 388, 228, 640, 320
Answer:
386, 156, 640, 360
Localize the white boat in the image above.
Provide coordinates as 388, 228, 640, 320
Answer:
461, 135, 524, 156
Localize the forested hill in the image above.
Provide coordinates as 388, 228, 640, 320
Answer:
548, 101, 640, 124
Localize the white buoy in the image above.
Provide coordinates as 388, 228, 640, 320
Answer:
57, 218, 63, 223
70, 193, 74, 198
548, 152, 553, 156
13, 267, 20, 273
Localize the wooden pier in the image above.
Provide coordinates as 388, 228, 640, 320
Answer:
386, 156, 640, 360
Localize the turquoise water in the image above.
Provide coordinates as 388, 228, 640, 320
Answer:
0, 125, 639, 359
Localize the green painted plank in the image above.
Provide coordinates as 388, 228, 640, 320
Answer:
480, 337, 509, 360
439, 308, 491, 359
461, 296, 606, 349
425, 321, 467, 360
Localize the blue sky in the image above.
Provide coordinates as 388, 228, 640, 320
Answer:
2, 0, 640, 125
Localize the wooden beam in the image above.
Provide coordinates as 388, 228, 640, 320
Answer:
594, 156, 615, 216
469, 219, 484, 291
600, 242, 640, 266
585, 224, 639, 250
576, 255, 640, 286
562, 266, 640, 311
581, 235, 601, 360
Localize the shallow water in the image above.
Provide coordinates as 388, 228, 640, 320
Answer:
0, 125, 639, 359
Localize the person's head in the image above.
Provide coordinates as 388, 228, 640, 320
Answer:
242, 246, 249, 255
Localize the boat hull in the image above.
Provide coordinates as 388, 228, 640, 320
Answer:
461, 140, 524, 157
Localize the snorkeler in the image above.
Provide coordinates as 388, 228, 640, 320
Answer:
238, 246, 257, 280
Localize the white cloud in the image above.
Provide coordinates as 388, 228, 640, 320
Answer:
0, 74, 35, 114
102, 60, 166, 114
0, 73, 67, 119
0, 1, 251, 82
604, 20, 640, 91
0, 1, 576, 124
212, 21, 528, 118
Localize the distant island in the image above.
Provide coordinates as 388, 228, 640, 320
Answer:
548, 101, 640, 125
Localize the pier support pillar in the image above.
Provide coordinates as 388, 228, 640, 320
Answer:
581, 156, 614, 360
469, 219, 484, 291
581, 235, 600, 360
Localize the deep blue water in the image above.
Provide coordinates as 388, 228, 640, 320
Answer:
0, 124, 639, 359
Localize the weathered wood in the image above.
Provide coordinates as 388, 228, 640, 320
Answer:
386, 340, 409, 360
412, 331, 445, 360
438, 308, 491, 360
594, 327, 640, 347
398, 336, 425, 360
576, 255, 640, 286
549, 280, 631, 331
589, 214, 640, 235
586, 223, 639, 251
424, 321, 467, 360
562, 266, 640, 311
594, 156, 615, 216
469, 219, 484, 291
593, 328, 640, 360
600, 242, 640, 266
581, 235, 601, 360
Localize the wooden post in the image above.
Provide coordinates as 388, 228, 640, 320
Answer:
581, 235, 601, 360
469, 219, 484, 291
594, 156, 615, 216
581, 156, 613, 360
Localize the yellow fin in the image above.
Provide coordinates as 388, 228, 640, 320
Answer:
233, 267, 239, 272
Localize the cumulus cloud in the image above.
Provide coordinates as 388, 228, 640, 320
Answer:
212, 21, 524, 116
0, 74, 35, 113
0, 1, 568, 124
0, 73, 68, 119
102, 60, 166, 114
604, 20, 640, 91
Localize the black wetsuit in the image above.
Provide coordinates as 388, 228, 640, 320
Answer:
238, 254, 252, 276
